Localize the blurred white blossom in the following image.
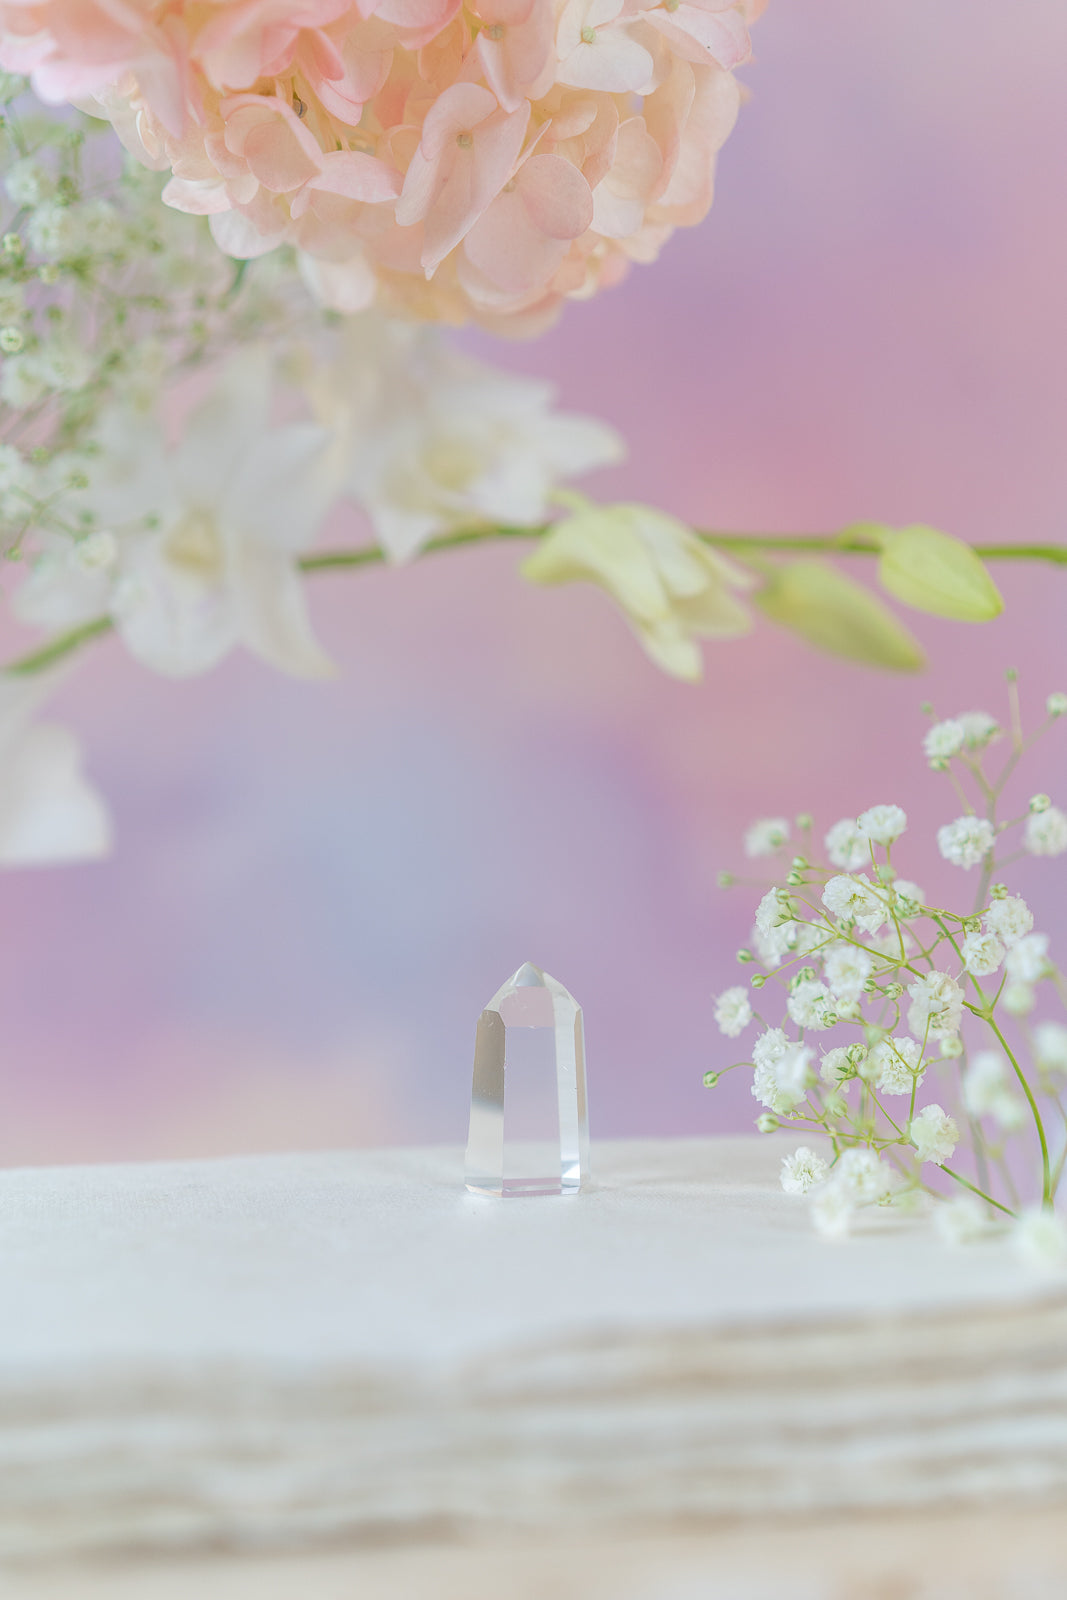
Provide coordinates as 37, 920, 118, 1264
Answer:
1025, 806, 1067, 858
909, 1104, 958, 1166
937, 815, 995, 868
714, 986, 752, 1039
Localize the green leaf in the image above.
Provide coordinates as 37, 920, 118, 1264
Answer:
876, 524, 1003, 621
756, 560, 925, 672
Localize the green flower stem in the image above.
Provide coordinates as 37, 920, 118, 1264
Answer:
986, 1011, 1052, 1207
4, 525, 1067, 679
4, 615, 114, 676
939, 1164, 1016, 1217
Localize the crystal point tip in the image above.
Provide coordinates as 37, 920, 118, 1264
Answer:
513, 961, 546, 987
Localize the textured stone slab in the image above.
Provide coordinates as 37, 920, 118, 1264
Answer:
0, 1138, 1062, 1564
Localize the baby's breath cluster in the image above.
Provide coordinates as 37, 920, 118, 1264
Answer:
0, 80, 308, 564
708, 678, 1067, 1268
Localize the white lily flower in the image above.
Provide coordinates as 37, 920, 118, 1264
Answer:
306, 314, 624, 564
16, 348, 335, 680
0, 674, 110, 867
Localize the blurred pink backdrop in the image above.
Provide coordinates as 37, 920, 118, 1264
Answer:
4, 0, 1067, 1164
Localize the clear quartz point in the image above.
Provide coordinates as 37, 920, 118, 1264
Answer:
465, 962, 589, 1198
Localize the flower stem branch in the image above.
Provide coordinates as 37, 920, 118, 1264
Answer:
5, 524, 1067, 679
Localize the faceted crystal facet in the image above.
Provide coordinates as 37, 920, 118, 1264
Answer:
465, 962, 589, 1198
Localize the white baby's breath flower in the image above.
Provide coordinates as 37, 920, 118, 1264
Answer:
966, 1049, 1004, 1113
780, 1146, 829, 1196
923, 719, 966, 762
1002, 982, 1035, 1017
935, 1195, 991, 1246
938, 1032, 964, 1059
714, 986, 752, 1039
752, 1028, 788, 1071
1034, 1021, 1067, 1073
907, 970, 964, 1038
820, 1046, 852, 1086
787, 978, 835, 1031
751, 1036, 812, 1114
983, 895, 1033, 949
937, 815, 995, 869
823, 942, 874, 1005
857, 804, 907, 845
0, 353, 47, 409
4, 156, 54, 208
960, 930, 1006, 978
811, 1180, 853, 1239
958, 711, 1001, 749
73, 530, 119, 572
34, 336, 93, 393
909, 1103, 958, 1166
1047, 692, 1067, 718
1025, 806, 1067, 858
1013, 1209, 1067, 1272
962, 1051, 1025, 1130
824, 818, 869, 871
868, 1035, 923, 1096
26, 200, 82, 259
836, 1146, 896, 1203
1005, 933, 1050, 985
822, 874, 887, 935
891, 879, 925, 917
744, 817, 790, 858
755, 887, 792, 939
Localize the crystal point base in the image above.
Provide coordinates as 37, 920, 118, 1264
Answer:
465, 962, 589, 1198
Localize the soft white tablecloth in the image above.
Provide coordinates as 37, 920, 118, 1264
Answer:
0, 1137, 1064, 1588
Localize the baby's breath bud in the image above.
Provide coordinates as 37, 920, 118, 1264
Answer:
1030, 793, 1052, 814
0, 325, 21, 353
790, 855, 809, 871
1005, 667, 1018, 682
822, 1011, 839, 1028
962, 916, 982, 934
939, 1033, 964, 1059
1, 232, 21, 258
756, 1113, 779, 1133
702, 1071, 719, 1088
37, 263, 59, 284
1047, 692, 1067, 718
825, 1094, 848, 1119
785, 870, 804, 886
884, 982, 904, 1000
791, 967, 816, 989
795, 813, 813, 832
751, 973, 766, 990
736, 948, 753, 964
875, 863, 897, 883
846, 1043, 868, 1068
920, 702, 934, 716
929, 757, 948, 772
862, 978, 879, 993
990, 882, 1009, 900
717, 870, 734, 888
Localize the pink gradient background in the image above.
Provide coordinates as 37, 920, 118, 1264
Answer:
4, 0, 1067, 1164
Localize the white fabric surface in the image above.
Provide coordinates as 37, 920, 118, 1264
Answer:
0, 1137, 1064, 1568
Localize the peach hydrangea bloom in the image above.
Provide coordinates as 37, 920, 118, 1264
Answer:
0, 0, 764, 330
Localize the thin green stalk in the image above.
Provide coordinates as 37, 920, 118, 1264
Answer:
5, 524, 1067, 679
986, 1013, 1052, 1207
5, 616, 113, 676
939, 1165, 1016, 1217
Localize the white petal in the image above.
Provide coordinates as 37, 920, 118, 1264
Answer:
0, 722, 110, 866
230, 544, 334, 679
